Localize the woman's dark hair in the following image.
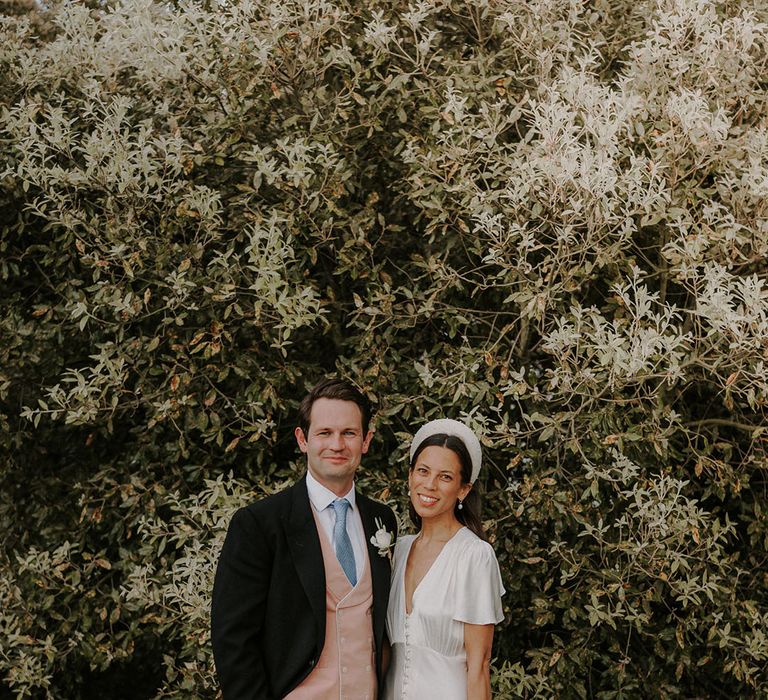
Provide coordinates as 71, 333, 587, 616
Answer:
408, 433, 487, 541
298, 378, 372, 435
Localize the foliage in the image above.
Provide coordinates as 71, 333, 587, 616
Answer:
2, 0, 768, 697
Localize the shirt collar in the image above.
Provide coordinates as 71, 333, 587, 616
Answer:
306, 470, 357, 512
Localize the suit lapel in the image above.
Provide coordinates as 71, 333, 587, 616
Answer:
357, 494, 391, 632
284, 478, 325, 639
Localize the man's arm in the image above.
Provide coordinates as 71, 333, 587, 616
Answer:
211, 507, 274, 700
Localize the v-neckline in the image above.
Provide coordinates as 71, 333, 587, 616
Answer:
403, 527, 465, 616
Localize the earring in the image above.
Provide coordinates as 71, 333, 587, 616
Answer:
457, 500, 463, 510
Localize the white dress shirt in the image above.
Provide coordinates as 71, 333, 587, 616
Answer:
306, 470, 367, 580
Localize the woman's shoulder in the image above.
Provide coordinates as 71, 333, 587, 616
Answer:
396, 533, 418, 549
453, 527, 499, 561
392, 533, 416, 564
451, 528, 506, 599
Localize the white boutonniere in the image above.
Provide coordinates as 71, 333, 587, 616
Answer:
370, 518, 394, 560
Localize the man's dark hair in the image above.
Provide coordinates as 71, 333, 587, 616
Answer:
297, 378, 372, 435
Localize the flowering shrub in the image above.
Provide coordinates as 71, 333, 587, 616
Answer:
2, 0, 767, 696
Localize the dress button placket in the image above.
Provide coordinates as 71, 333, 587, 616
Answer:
402, 616, 411, 698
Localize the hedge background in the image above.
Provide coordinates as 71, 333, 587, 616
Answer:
2, 0, 768, 697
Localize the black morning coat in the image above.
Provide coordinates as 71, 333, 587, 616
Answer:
211, 476, 398, 700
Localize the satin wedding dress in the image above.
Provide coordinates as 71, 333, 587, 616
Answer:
384, 527, 505, 700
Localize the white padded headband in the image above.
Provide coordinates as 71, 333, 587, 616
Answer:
409, 418, 482, 483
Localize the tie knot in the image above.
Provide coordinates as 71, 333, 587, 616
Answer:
332, 498, 350, 515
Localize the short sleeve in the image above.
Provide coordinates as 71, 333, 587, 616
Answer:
452, 540, 505, 625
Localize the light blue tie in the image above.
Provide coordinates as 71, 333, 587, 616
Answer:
331, 498, 357, 586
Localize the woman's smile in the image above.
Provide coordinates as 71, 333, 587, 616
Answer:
417, 493, 438, 506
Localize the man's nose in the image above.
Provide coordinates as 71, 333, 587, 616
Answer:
330, 433, 344, 450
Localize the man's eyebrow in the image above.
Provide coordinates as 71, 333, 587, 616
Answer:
312, 425, 360, 431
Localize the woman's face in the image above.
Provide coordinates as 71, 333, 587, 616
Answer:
409, 445, 472, 523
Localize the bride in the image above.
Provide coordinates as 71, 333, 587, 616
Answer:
384, 419, 505, 700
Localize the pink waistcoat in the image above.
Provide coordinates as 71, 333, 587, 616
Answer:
284, 511, 377, 700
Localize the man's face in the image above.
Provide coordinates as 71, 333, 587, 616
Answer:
294, 398, 373, 496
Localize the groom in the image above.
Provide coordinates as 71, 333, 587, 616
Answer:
211, 378, 397, 699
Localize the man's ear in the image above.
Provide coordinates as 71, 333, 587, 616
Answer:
361, 428, 374, 454
294, 427, 308, 453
